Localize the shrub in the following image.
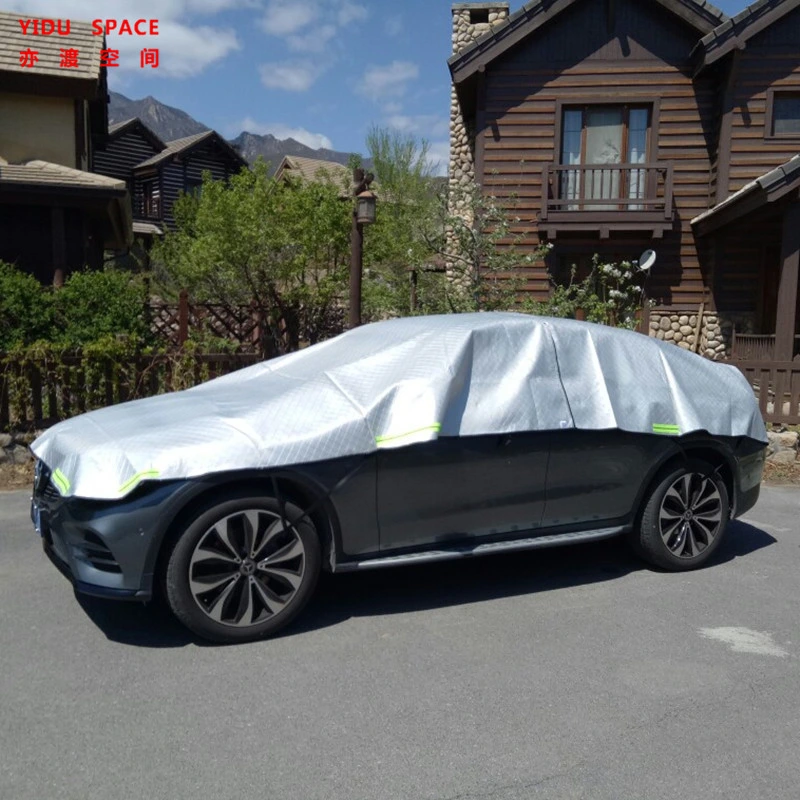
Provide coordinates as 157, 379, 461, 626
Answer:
53, 268, 151, 347
0, 260, 54, 349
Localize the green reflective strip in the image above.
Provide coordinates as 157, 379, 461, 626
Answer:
118, 470, 160, 494
652, 424, 680, 435
376, 423, 441, 445
52, 468, 70, 495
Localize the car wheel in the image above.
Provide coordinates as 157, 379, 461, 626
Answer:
165, 494, 321, 643
634, 459, 729, 571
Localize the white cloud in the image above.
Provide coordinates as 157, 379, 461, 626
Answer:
259, 60, 322, 91
427, 141, 450, 177
387, 114, 449, 138
385, 15, 403, 37
382, 101, 403, 115
110, 21, 239, 78
337, 1, 367, 26
260, 0, 317, 35
357, 61, 419, 102
257, 0, 368, 89
236, 119, 334, 149
287, 24, 337, 53
6, 0, 243, 77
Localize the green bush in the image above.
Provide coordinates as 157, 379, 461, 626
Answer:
53, 268, 151, 347
0, 260, 54, 349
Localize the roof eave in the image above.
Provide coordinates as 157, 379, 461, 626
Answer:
450, 0, 727, 86
694, 0, 800, 75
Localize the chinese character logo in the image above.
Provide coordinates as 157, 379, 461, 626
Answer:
100, 49, 120, 68
60, 48, 79, 68
19, 48, 38, 68
140, 48, 159, 68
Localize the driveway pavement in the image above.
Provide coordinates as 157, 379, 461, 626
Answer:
1, 486, 798, 800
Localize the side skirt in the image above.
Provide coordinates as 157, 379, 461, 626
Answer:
333, 526, 626, 573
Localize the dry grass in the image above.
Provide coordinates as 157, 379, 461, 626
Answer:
762, 459, 800, 486
0, 462, 35, 492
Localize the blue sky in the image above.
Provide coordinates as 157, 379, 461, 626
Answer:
10, 0, 750, 172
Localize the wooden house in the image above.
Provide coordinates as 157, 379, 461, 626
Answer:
93, 122, 248, 238
448, 0, 800, 371
0, 11, 132, 285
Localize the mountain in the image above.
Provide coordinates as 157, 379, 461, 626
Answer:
229, 131, 363, 170
108, 92, 366, 172
108, 92, 209, 141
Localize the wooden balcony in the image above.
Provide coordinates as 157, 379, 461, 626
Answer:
540, 162, 674, 239
730, 332, 800, 362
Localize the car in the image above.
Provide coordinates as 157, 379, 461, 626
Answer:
30, 312, 768, 643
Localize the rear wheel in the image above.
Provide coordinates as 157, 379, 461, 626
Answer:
634, 459, 729, 571
165, 495, 321, 643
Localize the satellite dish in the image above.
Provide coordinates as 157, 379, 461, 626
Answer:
637, 249, 656, 272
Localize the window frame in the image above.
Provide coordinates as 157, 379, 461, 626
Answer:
765, 88, 800, 141
142, 180, 161, 219
554, 97, 660, 169
553, 98, 659, 212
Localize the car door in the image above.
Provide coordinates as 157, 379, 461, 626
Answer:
375, 432, 550, 551
541, 429, 675, 529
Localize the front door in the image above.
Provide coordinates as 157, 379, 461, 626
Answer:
376, 433, 549, 551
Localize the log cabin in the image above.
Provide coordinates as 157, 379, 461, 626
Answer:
0, 11, 132, 285
447, 0, 800, 377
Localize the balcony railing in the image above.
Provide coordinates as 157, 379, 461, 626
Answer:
730, 332, 800, 362
540, 162, 673, 235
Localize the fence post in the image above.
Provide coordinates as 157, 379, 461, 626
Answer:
178, 290, 189, 346
0, 369, 9, 431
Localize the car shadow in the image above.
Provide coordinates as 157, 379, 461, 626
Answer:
292, 519, 776, 636
76, 519, 776, 647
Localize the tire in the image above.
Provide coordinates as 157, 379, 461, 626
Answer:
633, 459, 729, 571
165, 494, 321, 643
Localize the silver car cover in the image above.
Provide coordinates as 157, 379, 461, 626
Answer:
30, 313, 767, 499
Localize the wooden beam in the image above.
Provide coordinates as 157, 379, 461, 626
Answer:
775, 202, 800, 361
606, 0, 616, 33
715, 48, 741, 205
51, 208, 66, 288
475, 70, 487, 188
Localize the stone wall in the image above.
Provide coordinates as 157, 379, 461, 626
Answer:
447, 3, 509, 290
648, 311, 757, 360
0, 432, 37, 465
767, 430, 799, 464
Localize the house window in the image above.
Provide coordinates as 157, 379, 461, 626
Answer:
559, 104, 651, 210
769, 91, 800, 137
143, 181, 160, 218
184, 178, 202, 197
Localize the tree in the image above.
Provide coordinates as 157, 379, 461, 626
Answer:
363, 127, 553, 317
362, 127, 442, 318
152, 159, 352, 355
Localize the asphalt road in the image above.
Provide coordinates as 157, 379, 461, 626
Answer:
1, 486, 799, 800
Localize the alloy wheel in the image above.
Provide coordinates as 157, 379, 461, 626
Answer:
658, 472, 723, 559
188, 509, 306, 628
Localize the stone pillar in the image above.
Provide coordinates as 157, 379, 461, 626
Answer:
447, 3, 509, 293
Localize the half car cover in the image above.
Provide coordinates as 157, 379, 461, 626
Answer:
31, 313, 768, 499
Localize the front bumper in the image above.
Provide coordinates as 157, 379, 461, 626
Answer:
31, 468, 195, 601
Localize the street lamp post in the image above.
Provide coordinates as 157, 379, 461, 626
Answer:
349, 167, 376, 328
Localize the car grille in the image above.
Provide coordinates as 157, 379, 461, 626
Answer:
77, 532, 122, 574
41, 481, 60, 502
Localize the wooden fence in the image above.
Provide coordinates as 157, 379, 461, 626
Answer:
1, 351, 259, 432
733, 361, 800, 425
147, 292, 347, 354
730, 332, 800, 362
